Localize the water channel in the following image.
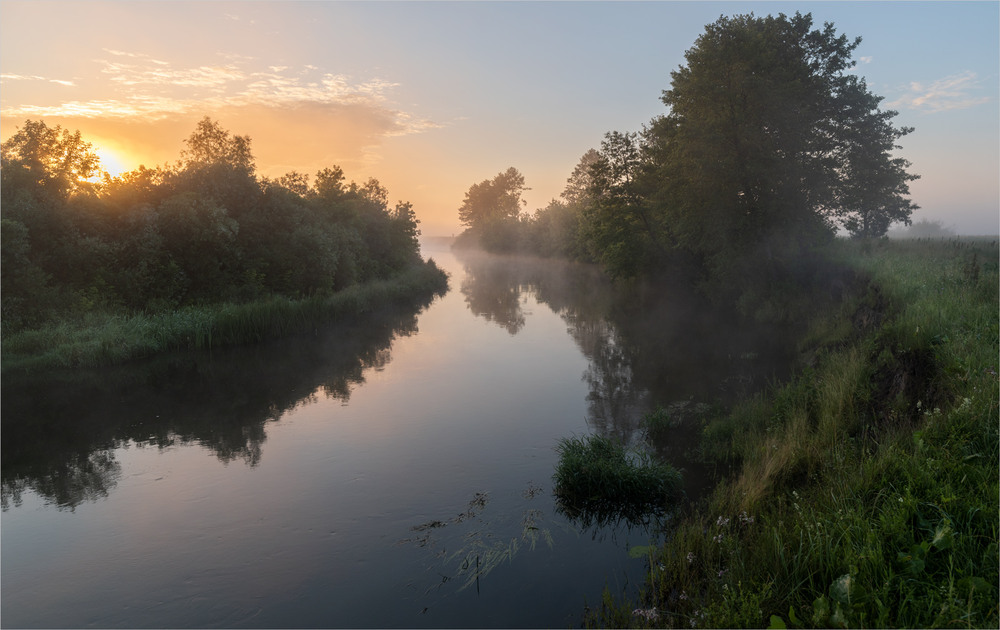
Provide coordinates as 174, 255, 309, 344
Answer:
2, 240, 792, 628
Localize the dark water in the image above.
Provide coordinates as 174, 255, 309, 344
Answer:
1, 242, 791, 628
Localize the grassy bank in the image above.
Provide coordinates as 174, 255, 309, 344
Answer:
591, 238, 998, 628
2, 259, 448, 373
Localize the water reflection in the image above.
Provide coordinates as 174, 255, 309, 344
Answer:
1, 294, 441, 511
459, 252, 528, 334
454, 248, 793, 498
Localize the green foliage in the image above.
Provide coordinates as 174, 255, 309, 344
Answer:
612, 239, 998, 628
1, 119, 101, 201
2, 260, 448, 372
642, 406, 674, 442
1, 119, 430, 342
455, 167, 528, 253
553, 434, 681, 529
515, 13, 919, 306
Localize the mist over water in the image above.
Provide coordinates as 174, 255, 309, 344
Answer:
2, 241, 793, 628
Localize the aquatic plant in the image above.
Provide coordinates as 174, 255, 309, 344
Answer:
553, 434, 681, 529
400, 483, 556, 594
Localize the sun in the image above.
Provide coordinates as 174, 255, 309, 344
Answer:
91, 143, 132, 179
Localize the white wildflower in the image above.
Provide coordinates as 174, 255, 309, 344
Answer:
632, 608, 659, 621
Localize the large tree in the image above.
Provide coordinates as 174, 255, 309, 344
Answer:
582, 131, 668, 277
457, 167, 527, 252
457, 167, 527, 229
1, 120, 101, 202
642, 12, 918, 276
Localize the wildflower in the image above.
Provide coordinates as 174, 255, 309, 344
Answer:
680, 591, 688, 601
716, 516, 730, 527
739, 511, 754, 525
686, 551, 696, 564
713, 533, 724, 543
632, 608, 659, 621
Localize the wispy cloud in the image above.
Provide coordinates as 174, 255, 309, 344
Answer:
1, 73, 76, 87
3, 54, 439, 136
8, 98, 187, 119
887, 71, 990, 113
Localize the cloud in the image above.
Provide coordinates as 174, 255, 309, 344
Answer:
3, 54, 439, 137
1, 73, 76, 87
887, 71, 991, 113
3, 54, 441, 144
2, 53, 443, 178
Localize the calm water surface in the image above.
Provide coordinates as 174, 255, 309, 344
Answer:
2, 241, 790, 628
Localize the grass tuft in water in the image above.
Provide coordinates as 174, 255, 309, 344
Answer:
554, 434, 681, 528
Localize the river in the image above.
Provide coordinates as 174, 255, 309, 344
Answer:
1, 240, 791, 628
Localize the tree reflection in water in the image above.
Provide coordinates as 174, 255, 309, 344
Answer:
1, 294, 439, 511
454, 248, 794, 500
459, 251, 528, 335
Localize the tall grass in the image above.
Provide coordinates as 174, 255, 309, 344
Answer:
590, 238, 998, 628
2, 260, 448, 373
554, 434, 682, 529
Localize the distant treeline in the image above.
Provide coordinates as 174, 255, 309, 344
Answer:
454, 13, 921, 316
1, 118, 428, 334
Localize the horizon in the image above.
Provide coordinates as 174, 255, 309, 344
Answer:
2, 1, 997, 236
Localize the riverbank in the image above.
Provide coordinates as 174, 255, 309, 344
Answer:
592, 238, 999, 628
2, 259, 448, 374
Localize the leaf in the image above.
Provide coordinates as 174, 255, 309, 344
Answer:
767, 614, 787, 629
830, 602, 849, 629
958, 576, 990, 594
628, 545, 653, 559
811, 595, 830, 626
829, 573, 853, 606
788, 605, 802, 627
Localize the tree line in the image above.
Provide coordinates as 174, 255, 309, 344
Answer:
454, 13, 919, 306
1, 117, 424, 333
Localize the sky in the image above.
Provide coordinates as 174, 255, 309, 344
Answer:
2, 1, 997, 236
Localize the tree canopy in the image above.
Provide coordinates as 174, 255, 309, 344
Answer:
0, 119, 425, 333
457, 167, 527, 230
456, 167, 527, 252
454, 13, 918, 287
578, 12, 919, 282
658, 13, 915, 250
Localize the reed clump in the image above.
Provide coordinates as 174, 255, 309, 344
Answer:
554, 434, 681, 529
